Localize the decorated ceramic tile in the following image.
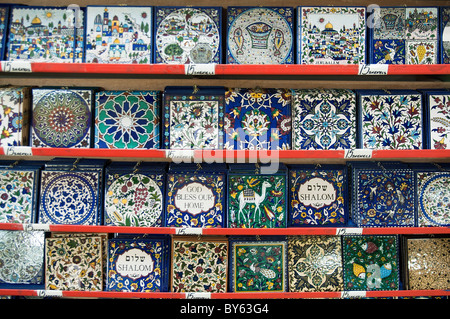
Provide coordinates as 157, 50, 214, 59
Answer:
358, 90, 423, 149
7, 6, 83, 62
0, 6, 9, 60
104, 162, 166, 227
229, 237, 287, 292
224, 88, 291, 150
291, 89, 356, 150
422, 91, 450, 149
227, 7, 294, 64
342, 235, 399, 291
298, 6, 366, 65
0, 168, 40, 224
370, 7, 438, 64
45, 235, 103, 291
107, 237, 170, 292
351, 163, 415, 227
163, 86, 224, 149
405, 237, 450, 290
31, 88, 94, 148
85, 6, 152, 64
155, 6, 221, 64
0, 87, 30, 147
227, 164, 287, 228
442, 7, 450, 64
288, 236, 343, 292
171, 236, 228, 292
165, 164, 226, 228
289, 165, 347, 227
95, 90, 161, 149
38, 170, 101, 225
416, 171, 450, 227
0, 230, 45, 288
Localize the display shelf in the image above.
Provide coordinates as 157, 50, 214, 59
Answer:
0, 289, 448, 299
1, 223, 448, 236
1, 62, 450, 76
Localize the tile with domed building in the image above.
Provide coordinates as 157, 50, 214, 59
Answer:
85, 6, 152, 64
6, 6, 84, 63
297, 6, 366, 65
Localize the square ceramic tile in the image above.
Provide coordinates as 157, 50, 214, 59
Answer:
85, 6, 152, 64
0, 6, 10, 60
422, 91, 450, 149
95, 90, 160, 149
441, 7, 450, 64
227, 7, 294, 64
0, 87, 30, 147
298, 6, 366, 65
154, 6, 222, 64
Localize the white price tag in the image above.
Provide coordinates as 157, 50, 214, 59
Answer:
336, 228, 363, 235
344, 149, 373, 159
4, 146, 33, 156
36, 290, 63, 298
185, 64, 216, 75
1, 61, 32, 73
341, 291, 366, 298
166, 150, 195, 163
358, 64, 389, 75
185, 292, 211, 299
175, 228, 203, 235
23, 224, 50, 232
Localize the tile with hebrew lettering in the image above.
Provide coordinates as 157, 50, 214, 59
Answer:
85, 6, 152, 64
289, 165, 347, 227
95, 90, 161, 149
165, 165, 226, 228
7, 6, 83, 63
405, 237, 450, 290
422, 90, 450, 149
291, 89, 356, 150
104, 163, 165, 227
416, 171, 450, 227
107, 237, 170, 292
358, 90, 423, 149
442, 7, 450, 64
229, 237, 287, 292
226, 7, 294, 64
171, 237, 228, 292
163, 86, 224, 149
155, 6, 221, 64
0, 230, 45, 288
351, 163, 415, 227
0, 87, 30, 147
38, 170, 101, 225
227, 165, 287, 228
45, 236, 103, 291
288, 236, 343, 292
298, 6, 366, 65
342, 235, 399, 291
31, 88, 94, 148
224, 88, 291, 150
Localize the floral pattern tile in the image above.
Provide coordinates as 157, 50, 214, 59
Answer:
155, 7, 221, 64
288, 236, 343, 292
32, 88, 93, 148
0, 230, 45, 286
171, 237, 228, 292
359, 91, 423, 149
95, 90, 160, 149
442, 7, 450, 64
342, 235, 399, 291
0, 87, 29, 147
227, 7, 294, 64
298, 6, 366, 65
224, 88, 291, 150
230, 239, 287, 292
107, 238, 168, 292
38, 170, 101, 225
425, 92, 450, 149
292, 89, 356, 150
406, 40, 437, 64
416, 171, 450, 227
289, 166, 347, 227
0, 169, 38, 224
45, 236, 103, 291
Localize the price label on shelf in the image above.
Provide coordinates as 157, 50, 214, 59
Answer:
1, 61, 32, 73
166, 150, 195, 163
344, 149, 373, 159
358, 64, 389, 75
175, 228, 203, 235
185, 292, 211, 299
184, 64, 216, 76
36, 290, 63, 298
22, 224, 50, 232
340, 291, 366, 298
4, 146, 33, 156
335, 228, 363, 235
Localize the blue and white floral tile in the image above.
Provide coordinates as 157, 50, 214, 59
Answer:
0, 87, 30, 147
